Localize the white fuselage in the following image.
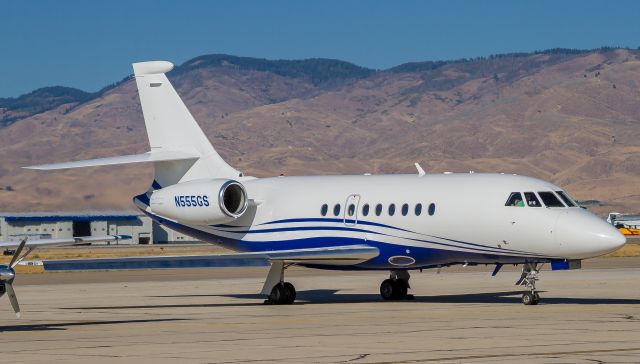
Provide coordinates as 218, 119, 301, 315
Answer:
138, 173, 625, 270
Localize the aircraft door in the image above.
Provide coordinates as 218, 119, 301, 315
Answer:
344, 194, 361, 226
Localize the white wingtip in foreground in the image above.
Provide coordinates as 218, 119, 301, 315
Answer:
12, 59, 626, 315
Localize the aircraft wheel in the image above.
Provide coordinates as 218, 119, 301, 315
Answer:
380, 279, 396, 300
283, 282, 296, 304
522, 292, 538, 305
267, 282, 296, 304
268, 283, 287, 304
393, 280, 408, 300
532, 292, 540, 305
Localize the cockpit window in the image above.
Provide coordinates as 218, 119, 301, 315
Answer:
505, 192, 525, 207
538, 191, 566, 207
556, 191, 577, 207
524, 192, 541, 207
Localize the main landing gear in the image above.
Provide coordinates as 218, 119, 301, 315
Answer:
516, 262, 541, 305
267, 282, 296, 305
262, 261, 296, 305
380, 270, 412, 301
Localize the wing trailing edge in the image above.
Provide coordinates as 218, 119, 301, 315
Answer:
35, 245, 380, 271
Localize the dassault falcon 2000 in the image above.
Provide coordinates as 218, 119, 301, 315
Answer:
0, 60, 626, 316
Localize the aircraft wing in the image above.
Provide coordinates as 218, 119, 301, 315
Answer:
0, 235, 131, 249
31, 244, 380, 271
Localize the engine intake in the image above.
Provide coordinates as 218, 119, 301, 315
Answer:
149, 179, 248, 225
219, 180, 247, 218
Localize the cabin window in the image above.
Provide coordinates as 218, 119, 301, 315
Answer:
538, 192, 565, 207
320, 204, 328, 216
556, 191, 577, 207
375, 204, 383, 216
524, 192, 541, 207
401, 203, 409, 216
388, 204, 396, 216
347, 203, 356, 217
362, 204, 370, 216
333, 204, 341, 216
415, 203, 422, 216
505, 192, 525, 207
428, 203, 436, 216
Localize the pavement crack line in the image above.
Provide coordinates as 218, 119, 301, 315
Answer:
340, 353, 371, 362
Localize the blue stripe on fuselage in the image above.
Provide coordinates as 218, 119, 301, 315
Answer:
215, 217, 543, 257
209, 224, 544, 257
141, 209, 552, 269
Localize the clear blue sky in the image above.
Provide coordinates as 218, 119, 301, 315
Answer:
1, 0, 639, 98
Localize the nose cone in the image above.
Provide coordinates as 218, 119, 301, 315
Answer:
554, 210, 626, 259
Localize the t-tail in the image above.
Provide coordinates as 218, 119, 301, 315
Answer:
26, 61, 246, 212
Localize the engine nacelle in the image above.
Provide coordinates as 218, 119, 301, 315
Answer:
149, 179, 248, 225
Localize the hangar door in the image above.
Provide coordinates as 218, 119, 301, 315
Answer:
72, 220, 91, 237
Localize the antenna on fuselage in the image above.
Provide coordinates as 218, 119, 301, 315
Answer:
414, 163, 426, 177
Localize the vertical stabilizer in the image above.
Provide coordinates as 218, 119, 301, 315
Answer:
132, 61, 240, 187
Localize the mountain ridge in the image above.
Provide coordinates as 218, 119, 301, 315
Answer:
2, 47, 632, 127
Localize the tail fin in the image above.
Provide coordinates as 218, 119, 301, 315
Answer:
133, 61, 241, 186
27, 61, 242, 188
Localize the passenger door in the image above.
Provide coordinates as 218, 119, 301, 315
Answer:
344, 194, 361, 226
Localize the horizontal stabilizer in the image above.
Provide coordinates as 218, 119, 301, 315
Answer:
24, 150, 198, 170
37, 245, 379, 271
0, 235, 131, 249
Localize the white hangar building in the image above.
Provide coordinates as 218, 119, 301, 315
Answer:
0, 211, 195, 244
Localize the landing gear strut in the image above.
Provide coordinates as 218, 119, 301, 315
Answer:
262, 261, 296, 305
516, 262, 541, 305
380, 270, 411, 301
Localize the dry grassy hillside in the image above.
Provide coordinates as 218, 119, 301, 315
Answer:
1, 49, 639, 216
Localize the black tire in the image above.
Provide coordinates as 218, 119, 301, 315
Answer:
532, 292, 540, 305
522, 292, 536, 305
380, 279, 395, 300
283, 282, 296, 304
392, 280, 408, 300
269, 283, 287, 304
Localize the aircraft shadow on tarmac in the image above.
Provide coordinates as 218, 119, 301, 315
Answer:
0, 318, 189, 332
216, 289, 640, 305
60, 290, 640, 311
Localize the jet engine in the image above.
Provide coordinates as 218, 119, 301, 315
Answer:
149, 179, 248, 225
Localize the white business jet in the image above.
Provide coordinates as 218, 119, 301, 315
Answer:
1, 61, 625, 316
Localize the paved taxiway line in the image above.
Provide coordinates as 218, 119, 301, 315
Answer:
1, 258, 639, 363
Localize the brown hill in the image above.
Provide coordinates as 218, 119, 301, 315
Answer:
1, 49, 639, 216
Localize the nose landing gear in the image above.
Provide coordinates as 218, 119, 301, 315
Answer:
516, 262, 541, 305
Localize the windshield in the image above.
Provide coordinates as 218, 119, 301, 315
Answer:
556, 191, 578, 207
524, 192, 541, 207
505, 192, 525, 207
538, 191, 566, 207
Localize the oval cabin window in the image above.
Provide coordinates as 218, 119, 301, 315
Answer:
333, 204, 341, 216
362, 204, 370, 216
